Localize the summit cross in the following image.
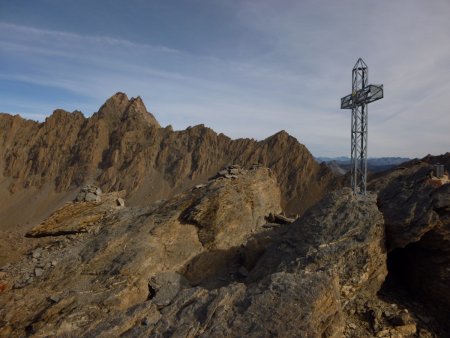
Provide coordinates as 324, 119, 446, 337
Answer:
340, 58, 384, 195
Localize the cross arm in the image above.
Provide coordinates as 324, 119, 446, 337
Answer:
341, 84, 384, 109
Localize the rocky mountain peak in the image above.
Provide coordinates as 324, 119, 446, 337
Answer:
124, 95, 160, 128
271, 129, 290, 139
94, 92, 159, 128
44, 109, 85, 127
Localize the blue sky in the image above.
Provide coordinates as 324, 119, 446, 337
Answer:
1, 0, 449, 157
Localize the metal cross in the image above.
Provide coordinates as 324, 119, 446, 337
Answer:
341, 58, 384, 194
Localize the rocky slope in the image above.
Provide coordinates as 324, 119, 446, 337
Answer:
369, 155, 450, 332
0, 164, 443, 337
0, 167, 281, 336
0, 93, 334, 265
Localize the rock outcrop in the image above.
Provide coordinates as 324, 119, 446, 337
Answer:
26, 190, 125, 237
1, 163, 444, 336
0, 167, 281, 336
0, 174, 396, 337
132, 188, 387, 338
370, 155, 450, 331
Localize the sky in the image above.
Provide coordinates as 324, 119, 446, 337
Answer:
1, 0, 449, 158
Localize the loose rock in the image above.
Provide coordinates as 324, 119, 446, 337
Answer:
116, 198, 125, 207
75, 185, 102, 203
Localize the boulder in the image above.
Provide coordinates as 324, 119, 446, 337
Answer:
116, 198, 125, 207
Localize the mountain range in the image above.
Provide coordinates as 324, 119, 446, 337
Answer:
0, 93, 335, 264
0, 93, 449, 337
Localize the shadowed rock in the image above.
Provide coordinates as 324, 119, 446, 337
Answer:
370, 156, 450, 330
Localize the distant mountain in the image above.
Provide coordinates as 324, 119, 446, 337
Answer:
316, 156, 412, 173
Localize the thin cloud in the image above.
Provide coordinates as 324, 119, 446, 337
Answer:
1, 0, 450, 158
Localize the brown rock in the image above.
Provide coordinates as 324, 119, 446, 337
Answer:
135, 189, 386, 338
0, 167, 282, 336
26, 191, 125, 237
0, 93, 333, 232
370, 154, 450, 331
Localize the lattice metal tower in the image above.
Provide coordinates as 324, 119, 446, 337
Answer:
341, 58, 384, 194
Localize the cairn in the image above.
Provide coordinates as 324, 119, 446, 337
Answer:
75, 185, 102, 202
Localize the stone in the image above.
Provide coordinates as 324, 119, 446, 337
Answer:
229, 168, 240, 175
34, 268, 44, 277
274, 214, 295, 224
85, 192, 100, 202
32, 249, 42, 259
74, 185, 102, 203
392, 323, 417, 336
218, 169, 228, 176
48, 295, 60, 303
75, 193, 84, 202
116, 198, 125, 207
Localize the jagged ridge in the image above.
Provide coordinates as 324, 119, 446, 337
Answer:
0, 92, 334, 230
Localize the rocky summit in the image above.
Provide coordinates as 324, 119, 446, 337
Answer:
0, 94, 449, 337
